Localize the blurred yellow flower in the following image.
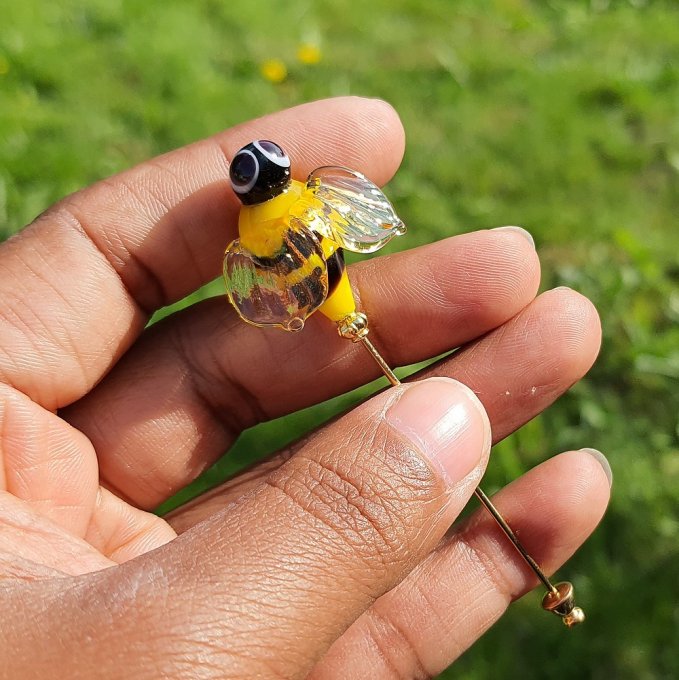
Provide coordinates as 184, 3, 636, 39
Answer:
296, 43, 321, 65
0, 56, 9, 76
260, 59, 287, 83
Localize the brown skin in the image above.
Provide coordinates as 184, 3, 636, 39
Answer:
0, 97, 609, 679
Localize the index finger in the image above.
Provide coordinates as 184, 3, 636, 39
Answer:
0, 97, 405, 410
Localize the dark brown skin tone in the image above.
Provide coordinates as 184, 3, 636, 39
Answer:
0, 97, 609, 678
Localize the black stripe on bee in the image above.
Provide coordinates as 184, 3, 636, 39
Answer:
253, 228, 317, 274
326, 249, 345, 295
286, 229, 317, 258
290, 271, 326, 308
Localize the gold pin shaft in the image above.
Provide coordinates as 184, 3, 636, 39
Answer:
338, 312, 583, 625
359, 335, 401, 386
359, 333, 556, 591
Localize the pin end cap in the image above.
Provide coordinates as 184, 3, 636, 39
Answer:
541, 582, 585, 627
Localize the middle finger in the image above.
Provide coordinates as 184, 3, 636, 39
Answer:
65, 229, 539, 508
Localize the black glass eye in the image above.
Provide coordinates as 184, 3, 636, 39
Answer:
230, 151, 259, 193
230, 140, 291, 205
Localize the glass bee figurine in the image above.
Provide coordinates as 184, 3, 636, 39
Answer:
223, 139, 585, 628
224, 139, 405, 345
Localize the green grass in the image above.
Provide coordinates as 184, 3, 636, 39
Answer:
2, 1, 678, 677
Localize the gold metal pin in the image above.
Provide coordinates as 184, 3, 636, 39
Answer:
338, 311, 584, 627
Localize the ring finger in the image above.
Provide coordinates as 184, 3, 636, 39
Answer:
311, 449, 611, 679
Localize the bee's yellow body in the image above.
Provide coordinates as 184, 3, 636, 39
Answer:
237, 179, 357, 324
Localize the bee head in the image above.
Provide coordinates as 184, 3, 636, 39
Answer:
229, 140, 291, 205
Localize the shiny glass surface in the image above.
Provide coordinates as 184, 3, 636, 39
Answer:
306, 166, 406, 253
223, 228, 328, 331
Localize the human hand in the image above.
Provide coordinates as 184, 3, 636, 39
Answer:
0, 97, 610, 678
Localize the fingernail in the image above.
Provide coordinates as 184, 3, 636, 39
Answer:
385, 378, 491, 485
492, 225, 535, 248
580, 448, 613, 487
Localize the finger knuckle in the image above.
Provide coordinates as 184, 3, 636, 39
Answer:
458, 526, 517, 599
364, 606, 433, 680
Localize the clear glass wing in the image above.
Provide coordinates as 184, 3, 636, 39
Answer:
223, 229, 328, 332
305, 166, 406, 253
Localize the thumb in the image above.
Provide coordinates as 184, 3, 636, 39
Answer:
155, 377, 491, 677
46, 377, 491, 679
